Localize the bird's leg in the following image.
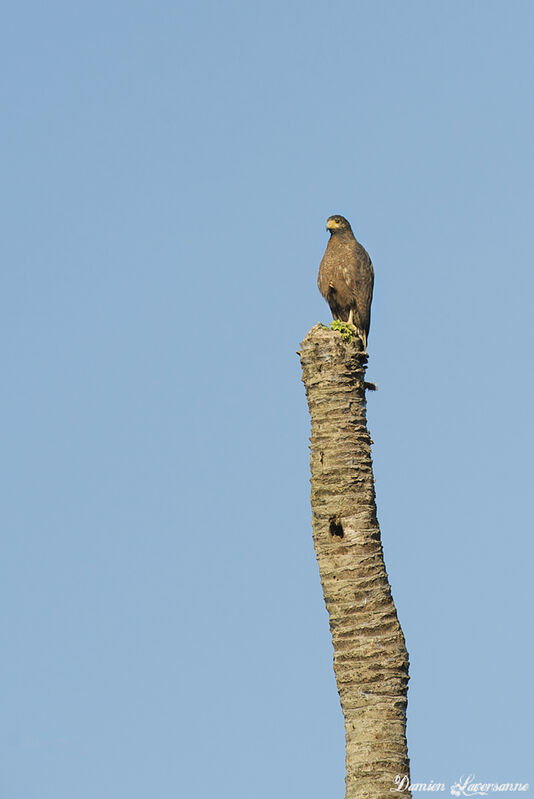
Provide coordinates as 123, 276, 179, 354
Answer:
347, 309, 355, 326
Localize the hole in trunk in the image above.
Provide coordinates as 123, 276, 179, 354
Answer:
329, 517, 344, 539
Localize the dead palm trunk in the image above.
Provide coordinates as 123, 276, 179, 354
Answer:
299, 324, 410, 799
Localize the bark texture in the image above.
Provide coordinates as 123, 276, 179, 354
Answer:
300, 324, 410, 799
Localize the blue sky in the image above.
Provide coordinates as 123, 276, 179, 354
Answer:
1, 1, 533, 797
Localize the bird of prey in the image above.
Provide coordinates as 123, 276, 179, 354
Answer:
318, 214, 374, 349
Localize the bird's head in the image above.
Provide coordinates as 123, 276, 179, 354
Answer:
326, 215, 352, 235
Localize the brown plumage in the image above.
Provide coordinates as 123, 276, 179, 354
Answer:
318, 214, 374, 349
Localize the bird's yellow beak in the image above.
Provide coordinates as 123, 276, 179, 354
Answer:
326, 218, 340, 231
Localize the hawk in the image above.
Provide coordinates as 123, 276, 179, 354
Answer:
318, 214, 374, 349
